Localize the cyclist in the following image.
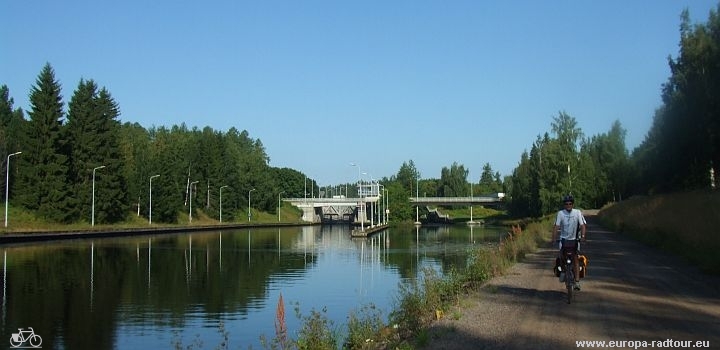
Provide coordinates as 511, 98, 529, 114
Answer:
552, 195, 587, 290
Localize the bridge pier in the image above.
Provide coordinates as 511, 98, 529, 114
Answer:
297, 204, 321, 223
354, 203, 368, 226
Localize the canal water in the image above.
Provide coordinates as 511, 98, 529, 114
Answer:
0, 224, 507, 349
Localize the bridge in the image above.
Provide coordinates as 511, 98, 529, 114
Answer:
284, 196, 381, 224
409, 195, 505, 206
283, 193, 504, 224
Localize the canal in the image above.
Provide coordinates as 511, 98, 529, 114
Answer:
0, 224, 507, 349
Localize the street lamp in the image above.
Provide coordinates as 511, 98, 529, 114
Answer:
220, 185, 229, 223
248, 188, 255, 222
470, 182, 477, 224
189, 181, 199, 223
149, 175, 160, 224
278, 190, 285, 222
4, 151, 21, 228
350, 163, 361, 193
384, 188, 389, 224
415, 174, 421, 225
92, 165, 106, 227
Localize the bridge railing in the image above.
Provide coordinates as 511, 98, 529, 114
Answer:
409, 196, 504, 204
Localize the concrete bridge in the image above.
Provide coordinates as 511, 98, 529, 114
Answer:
284, 196, 382, 224
409, 194, 505, 206
283, 193, 504, 223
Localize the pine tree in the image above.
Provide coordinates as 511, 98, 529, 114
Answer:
0, 86, 27, 204
95, 88, 129, 222
65, 79, 98, 221
67, 81, 129, 223
16, 63, 73, 222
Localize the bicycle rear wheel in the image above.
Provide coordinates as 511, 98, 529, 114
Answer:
9, 337, 22, 348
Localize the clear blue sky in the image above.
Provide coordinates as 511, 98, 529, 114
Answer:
2, 1, 718, 185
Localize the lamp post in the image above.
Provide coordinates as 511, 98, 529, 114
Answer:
350, 163, 361, 193
248, 188, 255, 222
384, 188, 389, 224
468, 182, 476, 225
415, 175, 421, 225
350, 162, 364, 230
278, 190, 285, 222
149, 175, 160, 225
4, 151, 21, 228
366, 176, 375, 228
92, 165, 106, 227
220, 185, 229, 223
189, 180, 199, 223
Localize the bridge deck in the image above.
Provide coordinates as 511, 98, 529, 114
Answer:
284, 196, 503, 206
409, 196, 504, 205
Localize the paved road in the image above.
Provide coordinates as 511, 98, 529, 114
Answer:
424, 214, 720, 349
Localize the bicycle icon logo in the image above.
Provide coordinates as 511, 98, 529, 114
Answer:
9, 327, 42, 348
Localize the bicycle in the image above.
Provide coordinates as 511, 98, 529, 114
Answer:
9, 327, 42, 348
561, 241, 578, 303
555, 239, 582, 304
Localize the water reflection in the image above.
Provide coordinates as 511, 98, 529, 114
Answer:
90, 242, 94, 311
0, 224, 506, 349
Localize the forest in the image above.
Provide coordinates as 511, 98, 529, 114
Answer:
1, 6, 718, 224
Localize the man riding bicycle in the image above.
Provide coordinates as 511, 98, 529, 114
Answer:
552, 195, 587, 290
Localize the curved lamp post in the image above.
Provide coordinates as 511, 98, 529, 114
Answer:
278, 190, 285, 222
4, 151, 21, 228
189, 181, 199, 223
149, 175, 160, 224
92, 165, 106, 227
248, 188, 255, 222
220, 185, 229, 223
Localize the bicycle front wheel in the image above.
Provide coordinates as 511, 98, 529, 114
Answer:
29, 335, 42, 347
565, 270, 574, 304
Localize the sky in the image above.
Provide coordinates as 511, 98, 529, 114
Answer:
2, 1, 719, 185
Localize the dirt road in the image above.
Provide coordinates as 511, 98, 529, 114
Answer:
424, 214, 720, 349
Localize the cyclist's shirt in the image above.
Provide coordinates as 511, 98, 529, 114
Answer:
555, 208, 586, 240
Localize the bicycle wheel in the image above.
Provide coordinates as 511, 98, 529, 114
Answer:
566, 270, 574, 304
29, 335, 42, 347
9, 337, 22, 348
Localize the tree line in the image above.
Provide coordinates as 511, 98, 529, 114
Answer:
1, 5, 718, 223
371, 5, 720, 218
0, 64, 320, 224
507, 6, 719, 216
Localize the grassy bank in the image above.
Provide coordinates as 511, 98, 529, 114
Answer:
0, 204, 306, 233
597, 190, 720, 274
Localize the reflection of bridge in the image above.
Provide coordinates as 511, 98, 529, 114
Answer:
283, 194, 504, 223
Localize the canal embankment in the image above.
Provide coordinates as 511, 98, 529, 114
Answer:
0, 221, 313, 244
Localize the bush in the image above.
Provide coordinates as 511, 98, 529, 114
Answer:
345, 304, 386, 349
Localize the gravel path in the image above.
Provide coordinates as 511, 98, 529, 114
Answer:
423, 214, 720, 349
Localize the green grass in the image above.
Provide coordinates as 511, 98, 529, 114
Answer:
597, 190, 720, 274
0, 203, 305, 234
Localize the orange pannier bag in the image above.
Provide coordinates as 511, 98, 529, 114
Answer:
578, 254, 588, 278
